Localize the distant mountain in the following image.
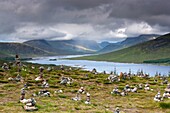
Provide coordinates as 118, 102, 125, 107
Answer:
24, 39, 101, 55
24, 39, 59, 53
0, 42, 53, 58
62, 39, 101, 51
72, 33, 170, 63
99, 41, 112, 48
98, 34, 159, 53
0, 39, 102, 59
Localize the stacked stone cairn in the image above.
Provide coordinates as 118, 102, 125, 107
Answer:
20, 88, 38, 111
154, 91, 162, 102
35, 66, 44, 81
42, 79, 49, 88
2, 63, 9, 70
85, 92, 91, 104
60, 76, 73, 85
72, 87, 85, 101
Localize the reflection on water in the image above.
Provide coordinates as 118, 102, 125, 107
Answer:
27, 55, 170, 76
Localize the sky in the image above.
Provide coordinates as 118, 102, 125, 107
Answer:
0, 0, 170, 42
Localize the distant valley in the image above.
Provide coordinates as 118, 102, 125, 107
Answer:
0, 33, 169, 65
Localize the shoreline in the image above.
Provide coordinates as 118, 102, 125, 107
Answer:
68, 57, 170, 66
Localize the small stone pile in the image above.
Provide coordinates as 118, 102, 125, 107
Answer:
35, 66, 44, 81
154, 91, 162, 102
85, 92, 91, 104
60, 76, 73, 85
72, 87, 85, 101
19, 88, 38, 111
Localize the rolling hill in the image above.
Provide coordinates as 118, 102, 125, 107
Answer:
24, 39, 101, 55
71, 33, 170, 63
0, 42, 54, 58
0, 39, 102, 59
98, 34, 159, 53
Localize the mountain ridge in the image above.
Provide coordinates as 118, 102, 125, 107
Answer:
24, 39, 101, 55
71, 33, 170, 64
98, 34, 160, 54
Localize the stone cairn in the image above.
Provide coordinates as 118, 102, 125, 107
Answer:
78, 87, 85, 94
144, 83, 150, 91
72, 87, 85, 101
154, 91, 162, 102
111, 86, 128, 96
42, 79, 49, 88
85, 92, 91, 104
36, 79, 51, 97
2, 63, 9, 71
15, 55, 22, 82
124, 84, 131, 92
37, 67, 51, 97
60, 65, 64, 70
38, 90, 50, 97
91, 68, 97, 74
35, 66, 44, 81
19, 88, 38, 111
7, 55, 23, 82
20, 88, 26, 100
23, 98, 38, 111
111, 87, 120, 95
15, 54, 21, 71
72, 92, 81, 101
39, 66, 44, 79
47, 67, 52, 72
60, 76, 73, 85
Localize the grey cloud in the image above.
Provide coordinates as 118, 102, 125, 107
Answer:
109, 0, 170, 26
1, 0, 170, 24
0, 0, 169, 42
15, 25, 67, 41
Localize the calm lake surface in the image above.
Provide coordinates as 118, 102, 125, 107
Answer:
27, 55, 170, 76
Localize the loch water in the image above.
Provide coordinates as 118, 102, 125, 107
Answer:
27, 55, 170, 76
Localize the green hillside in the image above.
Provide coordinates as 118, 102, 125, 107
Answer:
0, 39, 101, 59
24, 39, 101, 55
71, 33, 170, 64
98, 34, 159, 53
0, 42, 55, 58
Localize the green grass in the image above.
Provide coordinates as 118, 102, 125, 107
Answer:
159, 102, 170, 109
58, 94, 68, 98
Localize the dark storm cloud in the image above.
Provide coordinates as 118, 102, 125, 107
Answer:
0, 0, 169, 42
109, 0, 170, 26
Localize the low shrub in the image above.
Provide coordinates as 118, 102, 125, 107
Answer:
159, 102, 170, 109
58, 94, 67, 98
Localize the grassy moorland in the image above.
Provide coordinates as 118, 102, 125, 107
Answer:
0, 61, 170, 113
70, 33, 170, 65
